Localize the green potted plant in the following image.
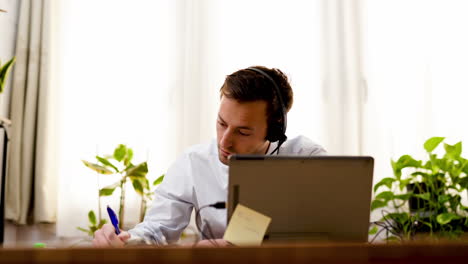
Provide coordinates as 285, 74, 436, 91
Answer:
370, 137, 468, 241
77, 144, 164, 236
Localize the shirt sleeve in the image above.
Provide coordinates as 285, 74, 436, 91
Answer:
288, 135, 327, 156
309, 145, 327, 156
127, 153, 194, 245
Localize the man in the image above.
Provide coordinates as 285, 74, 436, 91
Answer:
93, 66, 326, 247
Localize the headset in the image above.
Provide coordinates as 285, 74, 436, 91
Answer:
246, 67, 288, 153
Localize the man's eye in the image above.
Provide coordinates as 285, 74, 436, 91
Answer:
239, 131, 251, 136
218, 121, 227, 127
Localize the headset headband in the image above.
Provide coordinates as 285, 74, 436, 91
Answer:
246, 67, 287, 136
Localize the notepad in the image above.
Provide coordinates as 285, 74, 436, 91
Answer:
223, 204, 271, 246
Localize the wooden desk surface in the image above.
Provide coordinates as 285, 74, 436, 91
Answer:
1, 242, 468, 263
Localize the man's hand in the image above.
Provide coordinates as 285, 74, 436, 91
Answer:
195, 239, 232, 247
92, 224, 131, 248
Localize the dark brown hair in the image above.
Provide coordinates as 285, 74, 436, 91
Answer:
219, 66, 293, 132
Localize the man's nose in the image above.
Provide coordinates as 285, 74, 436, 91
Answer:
220, 129, 234, 149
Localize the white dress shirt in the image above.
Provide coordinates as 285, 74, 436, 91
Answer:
128, 135, 326, 244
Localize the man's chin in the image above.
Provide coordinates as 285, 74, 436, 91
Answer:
218, 155, 229, 165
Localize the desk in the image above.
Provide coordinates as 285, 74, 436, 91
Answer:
1, 243, 468, 263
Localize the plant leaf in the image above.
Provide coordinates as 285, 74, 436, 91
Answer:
369, 226, 378, 235
397, 155, 422, 169
462, 159, 468, 175
88, 210, 97, 226
444, 142, 462, 159
373, 177, 395, 192
99, 188, 115, 196
124, 163, 135, 172
399, 178, 412, 191
82, 160, 114, 174
394, 193, 412, 201
429, 154, 440, 173
153, 174, 165, 186
113, 144, 127, 162
96, 156, 119, 173
411, 171, 428, 177
392, 155, 422, 179
419, 220, 432, 229
449, 195, 462, 212
413, 193, 430, 200
124, 148, 134, 166
391, 160, 401, 179
129, 176, 150, 189
132, 178, 144, 195
384, 212, 409, 222
144, 178, 150, 189
0, 57, 16, 93
99, 182, 120, 196
436, 213, 459, 225
76, 227, 90, 234
370, 200, 387, 211
424, 137, 445, 153
375, 191, 394, 201
438, 194, 450, 204
126, 162, 148, 177
459, 177, 468, 190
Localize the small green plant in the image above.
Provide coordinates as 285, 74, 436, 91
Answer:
370, 137, 468, 241
0, 57, 16, 94
77, 210, 107, 237
77, 144, 164, 235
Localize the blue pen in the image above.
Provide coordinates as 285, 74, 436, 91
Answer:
107, 205, 121, 235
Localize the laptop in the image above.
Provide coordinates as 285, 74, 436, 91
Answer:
227, 155, 374, 243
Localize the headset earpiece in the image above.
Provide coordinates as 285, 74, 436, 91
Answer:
266, 121, 287, 143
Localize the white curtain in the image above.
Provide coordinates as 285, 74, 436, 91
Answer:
169, 0, 215, 155
198, 0, 326, 145
6, 0, 59, 224
56, 0, 175, 236
0, 0, 21, 203
363, 0, 468, 220
0, 0, 20, 116
321, 0, 365, 154
56, 0, 326, 237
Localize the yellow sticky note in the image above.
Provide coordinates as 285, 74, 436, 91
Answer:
223, 204, 272, 246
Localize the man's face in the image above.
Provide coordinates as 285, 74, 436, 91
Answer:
216, 96, 270, 165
